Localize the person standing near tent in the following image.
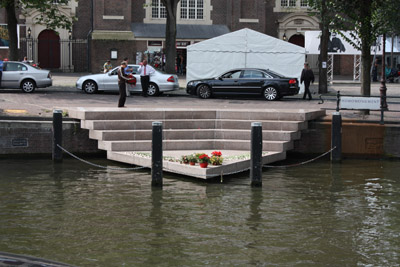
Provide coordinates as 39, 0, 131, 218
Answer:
300, 62, 314, 100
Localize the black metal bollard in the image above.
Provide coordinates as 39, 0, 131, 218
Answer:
250, 122, 263, 187
331, 112, 342, 162
151, 121, 163, 187
52, 109, 63, 162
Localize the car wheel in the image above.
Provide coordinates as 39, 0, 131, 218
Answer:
263, 86, 278, 101
21, 79, 36, 93
147, 82, 159, 96
197, 84, 211, 99
83, 80, 98, 94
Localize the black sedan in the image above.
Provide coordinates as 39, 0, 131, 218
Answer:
186, 68, 300, 101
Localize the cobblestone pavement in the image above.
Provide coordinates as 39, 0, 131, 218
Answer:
0, 73, 399, 123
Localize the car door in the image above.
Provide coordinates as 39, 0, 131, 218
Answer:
212, 70, 242, 93
1, 62, 27, 89
101, 67, 119, 90
239, 70, 265, 94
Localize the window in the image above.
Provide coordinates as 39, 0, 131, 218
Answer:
281, 0, 296, 7
4, 63, 27, 71
300, 0, 308, 7
221, 70, 241, 79
181, 0, 204, 20
242, 70, 265, 78
152, 0, 166, 19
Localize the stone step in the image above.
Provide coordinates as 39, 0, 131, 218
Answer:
69, 108, 325, 122
82, 119, 307, 131
98, 139, 293, 152
89, 129, 301, 141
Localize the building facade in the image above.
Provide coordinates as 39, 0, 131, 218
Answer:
1, 0, 320, 72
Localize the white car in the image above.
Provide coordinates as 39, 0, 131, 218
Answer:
0, 61, 52, 93
76, 65, 179, 96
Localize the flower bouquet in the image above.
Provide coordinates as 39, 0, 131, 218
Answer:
188, 154, 198, 165
210, 151, 223, 165
198, 153, 210, 168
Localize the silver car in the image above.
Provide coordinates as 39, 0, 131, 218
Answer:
0, 61, 52, 93
76, 64, 179, 96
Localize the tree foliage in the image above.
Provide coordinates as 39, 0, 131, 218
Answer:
0, 0, 74, 60
306, 0, 399, 97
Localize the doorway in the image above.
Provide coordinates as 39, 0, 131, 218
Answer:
38, 30, 60, 69
288, 34, 305, 48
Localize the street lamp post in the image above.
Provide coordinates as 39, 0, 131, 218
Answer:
68, 30, 72, 72
27, 27, 32, 61
380, 33, 388, 112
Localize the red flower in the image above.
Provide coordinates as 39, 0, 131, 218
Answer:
212, 151, 222, 156
198, 153, 210, 163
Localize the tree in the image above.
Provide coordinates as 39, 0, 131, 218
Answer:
331, 0, 387, 97
0, 0, 73, 60
307, 0, 337, 94
161, 0, 180, 74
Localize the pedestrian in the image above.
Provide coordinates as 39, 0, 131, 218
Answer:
137, 59, 155, 97
22, 56, 29, 63
372, 59, 378, 82
0, 57, 3, 88
117, 61, 132, 107
300, 62, 314, 100
176, 55, 182, 75
103, 60, 112, 73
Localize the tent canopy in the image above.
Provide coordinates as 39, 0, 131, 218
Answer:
186, 28, 306, 91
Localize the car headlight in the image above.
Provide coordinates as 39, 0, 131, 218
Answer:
188, 81, 195, 86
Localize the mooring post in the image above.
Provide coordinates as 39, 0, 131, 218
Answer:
331, 112, 342, 162
250, 122, 263, 187
151, 121, 163, 187
52, 109, 63, 162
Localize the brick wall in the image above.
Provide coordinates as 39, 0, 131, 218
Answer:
132, 0, 146, 23
74, 0, 91, 39
91, 40, 136, 73
93, 0, 131, 31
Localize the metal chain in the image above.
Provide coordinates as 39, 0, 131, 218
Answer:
57, 145, 336, 174
57, 145, 148, 171
263, 147, 336, 168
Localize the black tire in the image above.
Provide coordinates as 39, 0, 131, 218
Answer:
20, 79, 36, 93
83, 80, 98, 94
147, 82, 159, 96
197, 84, 211, 99
263, 86, 279, 101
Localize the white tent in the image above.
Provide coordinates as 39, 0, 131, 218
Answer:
186, 28, 306, 92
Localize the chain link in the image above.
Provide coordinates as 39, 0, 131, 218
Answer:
263, 147, 336, 168
57, 145, 148, 171
57, 145, 336, 175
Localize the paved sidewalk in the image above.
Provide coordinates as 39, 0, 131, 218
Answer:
1, 72, 399, 123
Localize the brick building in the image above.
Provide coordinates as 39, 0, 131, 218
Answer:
1, 0, 320, 73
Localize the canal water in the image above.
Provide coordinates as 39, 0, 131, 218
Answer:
0, 158, 399, 266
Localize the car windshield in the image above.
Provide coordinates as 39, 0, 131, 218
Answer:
109, 65, 161, 75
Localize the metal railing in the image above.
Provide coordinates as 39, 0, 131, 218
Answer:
19, 38, 88, 72
318, 91, 400, 124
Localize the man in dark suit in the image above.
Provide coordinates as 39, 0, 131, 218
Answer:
300, 62, 315, 100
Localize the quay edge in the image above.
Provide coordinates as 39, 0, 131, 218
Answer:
0, 116, 400, 159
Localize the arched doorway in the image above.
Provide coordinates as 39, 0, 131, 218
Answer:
288, 34, 305, 47
38, 30, 60, 69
